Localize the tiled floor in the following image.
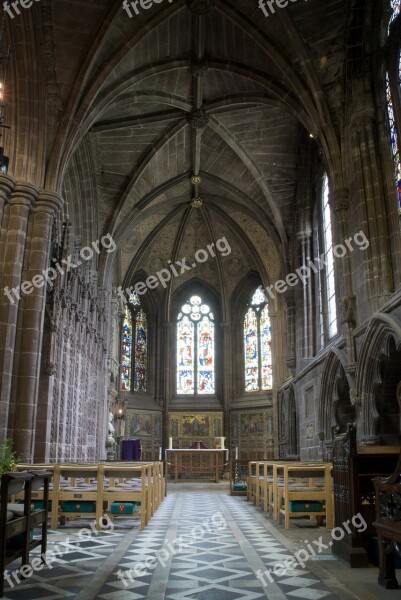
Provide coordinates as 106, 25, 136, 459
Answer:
2, 484, 400, 599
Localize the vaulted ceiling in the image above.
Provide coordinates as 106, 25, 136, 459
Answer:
7, 0, 349, 311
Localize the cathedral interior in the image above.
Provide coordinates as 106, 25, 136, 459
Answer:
1, 0, 401, 599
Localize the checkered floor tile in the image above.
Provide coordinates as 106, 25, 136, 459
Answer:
2, 492, 345, 600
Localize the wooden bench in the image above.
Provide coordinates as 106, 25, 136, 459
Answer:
101, 464, 150, 529
15, 461, 165, 531
373, 452, 401, 588
0, 470, 52, 597
277, 463, 333, 530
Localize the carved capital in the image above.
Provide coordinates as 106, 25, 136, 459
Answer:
46, 362, 57, 376
349, 388, 360, 406
329, 188, 350, 214
341, 295, 357, 326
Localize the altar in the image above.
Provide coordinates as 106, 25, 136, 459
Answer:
165, 449, 229, 482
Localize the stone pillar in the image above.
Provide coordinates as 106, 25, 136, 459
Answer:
12, 190, 63, 459
285, 290, 296, 373
163, 321, 172, 450
220, 321, 231, 446
0, 174, 14, 232
298, 232, 314, 358
0, 182, 37, 440
329, 188, 356, 364
349, 110, 394, 312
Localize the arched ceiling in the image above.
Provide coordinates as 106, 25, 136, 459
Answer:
49, 0, 347, 303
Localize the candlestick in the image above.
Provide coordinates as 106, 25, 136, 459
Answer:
169, 437, 173, 449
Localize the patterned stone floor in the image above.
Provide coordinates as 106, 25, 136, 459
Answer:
1, 487, 398, 600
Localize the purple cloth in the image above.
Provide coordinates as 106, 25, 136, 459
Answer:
121, 439, 141, 460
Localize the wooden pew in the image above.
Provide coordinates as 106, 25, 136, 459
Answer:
0, 471, 52, 597
15, 462, 164, 531
101, 464, 150, 529
277, 463, 333, 530
332, 424, 400, 567
373, 452, 401, 588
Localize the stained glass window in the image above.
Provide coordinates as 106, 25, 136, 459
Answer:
120, 294, 148, 392
387, 62, 401, 208
177, 295, 215, 395
121, 306, 132, 391
390, 0, 401, 30
322, 174, 338, 338
387, 2, 401, 208
133, 309, 148, 392
244, 288, 272, 392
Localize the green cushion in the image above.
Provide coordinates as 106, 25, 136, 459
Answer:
233, 483, 247, 491
33, 500, 51, 510
110, 502, 136, 515
288, 501, 324, 512
60, 501, 96, 513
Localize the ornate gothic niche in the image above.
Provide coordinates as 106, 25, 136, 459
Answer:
278, 386, 298, 459
320, 350, 356, 441
373, 336, 401, 444
333, 366, 355, 434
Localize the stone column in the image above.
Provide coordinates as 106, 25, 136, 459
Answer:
0, 174, 14, 232
220, 321, 231, 447
0, 182, 37, 440
349, 109, 394, 313
329, 188, 356, 364
12, 190, 63, 459
285, 290, 296, 373
298, 232, 314, 358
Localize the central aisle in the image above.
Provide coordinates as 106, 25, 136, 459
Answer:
90, 491, 346, 600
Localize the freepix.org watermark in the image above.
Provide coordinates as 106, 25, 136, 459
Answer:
3, 233, 116, 305
122, 0, 174, 19
3, 514, 114, 590
259, 0, 308, 18
116, 236, 231, 302
261, 230, 370, 301
256, 512, 367, 586
116, 510, 228, 587
2, 0, 40, 19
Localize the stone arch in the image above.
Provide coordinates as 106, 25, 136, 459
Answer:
319, 349, 355, 441
357, 314, 401, 440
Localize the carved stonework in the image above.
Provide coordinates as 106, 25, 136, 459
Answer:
380, 491, 401, 522
186, 107, 210, 129
191, 197, 203, 208
186, 0, 215, 15
341, 295, 357, 326
190, 57, 209, 77
329, 188, 350, 215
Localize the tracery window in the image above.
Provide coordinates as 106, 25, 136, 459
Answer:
386, 0, 401, 209
176, 295, 215, 395
322, 174, 338, 338
244, 287, 272, 392
121, 292, 148, 393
